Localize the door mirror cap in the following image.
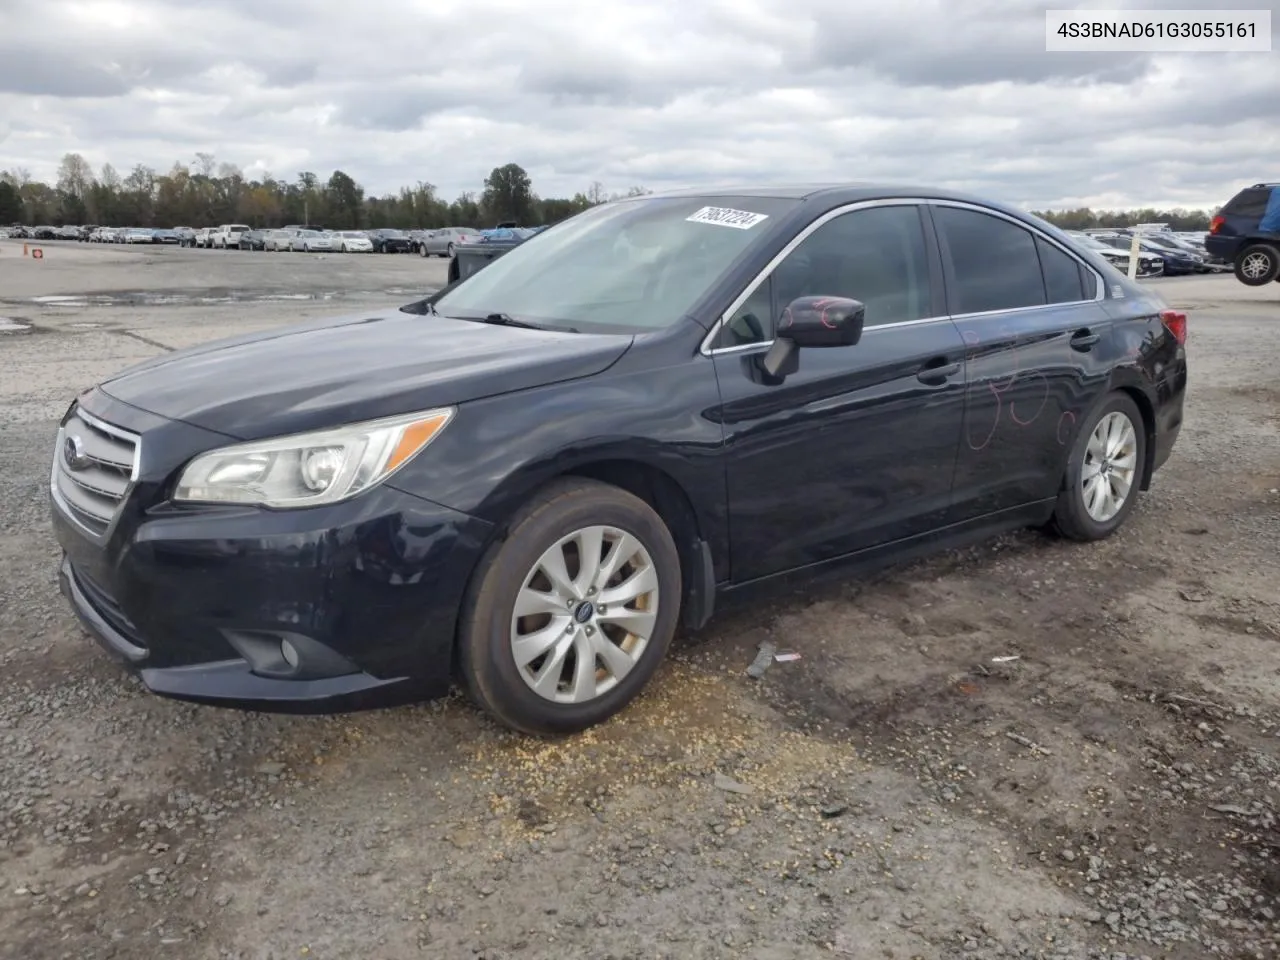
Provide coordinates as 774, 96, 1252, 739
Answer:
777, 296, 866, 348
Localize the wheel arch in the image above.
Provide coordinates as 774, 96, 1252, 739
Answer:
456, 453, 718, 668
560, 459, 715, 630
1113, 384, 1157, 492
1058, 378, 1157, 494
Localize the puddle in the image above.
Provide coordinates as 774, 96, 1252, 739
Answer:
0, 317, 31, 333
8, 288, 433, 309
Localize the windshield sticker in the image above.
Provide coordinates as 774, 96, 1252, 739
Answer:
686, 206, 769, 230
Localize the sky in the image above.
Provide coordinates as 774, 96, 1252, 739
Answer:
0, 0, 1276, 210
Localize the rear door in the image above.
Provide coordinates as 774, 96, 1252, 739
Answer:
929, 202, 1113, 520
710, 201, 969, 582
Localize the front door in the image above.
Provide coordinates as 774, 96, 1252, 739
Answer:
709, 202, 968, 583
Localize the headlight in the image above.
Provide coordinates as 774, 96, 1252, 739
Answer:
173, 408, 454, 508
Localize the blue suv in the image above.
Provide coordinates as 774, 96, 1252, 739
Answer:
1205, 182, 1280, 286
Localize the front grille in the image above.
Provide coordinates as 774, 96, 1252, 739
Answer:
52, 408, 140, 537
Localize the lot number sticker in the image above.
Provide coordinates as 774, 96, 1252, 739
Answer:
686, 206, 769, 229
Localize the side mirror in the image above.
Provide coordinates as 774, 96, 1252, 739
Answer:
760, 296, 866, 378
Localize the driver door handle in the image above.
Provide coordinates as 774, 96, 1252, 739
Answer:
917, 360, 960, 383
1070, 329, 1101, 351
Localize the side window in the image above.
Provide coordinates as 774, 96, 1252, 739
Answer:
1036, 236, 1086, 303
1077, 261, 1096, 298
718, 204, 932, 348
934, 206, 1046, 314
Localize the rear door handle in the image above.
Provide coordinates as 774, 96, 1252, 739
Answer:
1070, 329, 1101, 351
917, 360, 960, 383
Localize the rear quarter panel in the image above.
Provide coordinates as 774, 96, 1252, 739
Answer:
1100, 285, 1187, 478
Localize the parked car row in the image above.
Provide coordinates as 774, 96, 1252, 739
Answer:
80, 226, 188, 244
1076, 227, 1228, 277
183, 224, 498, 255
3, 222, 549, 256
1065, 231, 1168, 277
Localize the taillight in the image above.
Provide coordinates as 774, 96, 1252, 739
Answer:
1208, 215, 1225, 234
1160, 309, 1187, 345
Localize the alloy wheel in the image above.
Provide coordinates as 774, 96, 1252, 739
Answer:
1081, 411, 1138, 522
510, 525, 660, 704
1241, 251, 1273, 280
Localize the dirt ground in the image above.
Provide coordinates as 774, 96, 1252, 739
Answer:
1, 239, 1278, 960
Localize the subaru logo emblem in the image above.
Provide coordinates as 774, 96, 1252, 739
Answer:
64, 434, 91, 471
573, 601, 595, 624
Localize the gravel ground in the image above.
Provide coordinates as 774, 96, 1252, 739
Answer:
1, 240, 1278, 960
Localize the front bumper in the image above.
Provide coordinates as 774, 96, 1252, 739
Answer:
51, 409, 494, 712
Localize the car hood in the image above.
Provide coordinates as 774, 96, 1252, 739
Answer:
99, 308, 634, 440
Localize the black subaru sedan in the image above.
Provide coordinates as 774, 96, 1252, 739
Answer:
50, 184, 1187, 735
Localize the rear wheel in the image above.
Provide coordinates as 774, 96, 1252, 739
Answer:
458, 478, 681, 736
1235, 244, 1280, 286
1051, 392, 1146, 542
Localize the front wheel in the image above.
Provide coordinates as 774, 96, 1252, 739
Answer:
1235, 244, 1280, 286
419, 243, 429, 257
1051, 392, 1146, 542
458, 478, 682, 736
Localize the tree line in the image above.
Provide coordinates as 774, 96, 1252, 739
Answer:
0, 153, 652, 231
0, 153, 1218, 233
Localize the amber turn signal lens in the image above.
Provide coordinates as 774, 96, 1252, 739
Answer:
386, 412, 453, 472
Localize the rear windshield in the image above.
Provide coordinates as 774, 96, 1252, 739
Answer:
1223, 188, 1271, 218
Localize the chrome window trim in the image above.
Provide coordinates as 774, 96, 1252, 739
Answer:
700, 197, 1105, 357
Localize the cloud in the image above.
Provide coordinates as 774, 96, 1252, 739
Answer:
0, 0, 1276, 209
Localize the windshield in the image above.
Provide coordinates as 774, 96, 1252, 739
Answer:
433, 195, 797, 331
381, 229, 405, 237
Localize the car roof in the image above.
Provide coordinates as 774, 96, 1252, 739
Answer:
628, 183, 1064, 229
637, 182, 1026, 206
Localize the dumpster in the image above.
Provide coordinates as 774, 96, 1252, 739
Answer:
448, 239, 522, 284
446, 227, 542, 284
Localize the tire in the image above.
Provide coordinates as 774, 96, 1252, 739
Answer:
1051, 392, 1146, 542
419, 243, 429, 257
446, 242, 455, 258
1234, 244, 1280, 286
458, 478, 682, 736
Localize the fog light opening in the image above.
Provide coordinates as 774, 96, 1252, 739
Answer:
280, 639, 300, 670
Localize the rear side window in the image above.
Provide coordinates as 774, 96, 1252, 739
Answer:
1036, 236, 1086, 303
1223, 188, 1271, 219
934, 206, 1046, 314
